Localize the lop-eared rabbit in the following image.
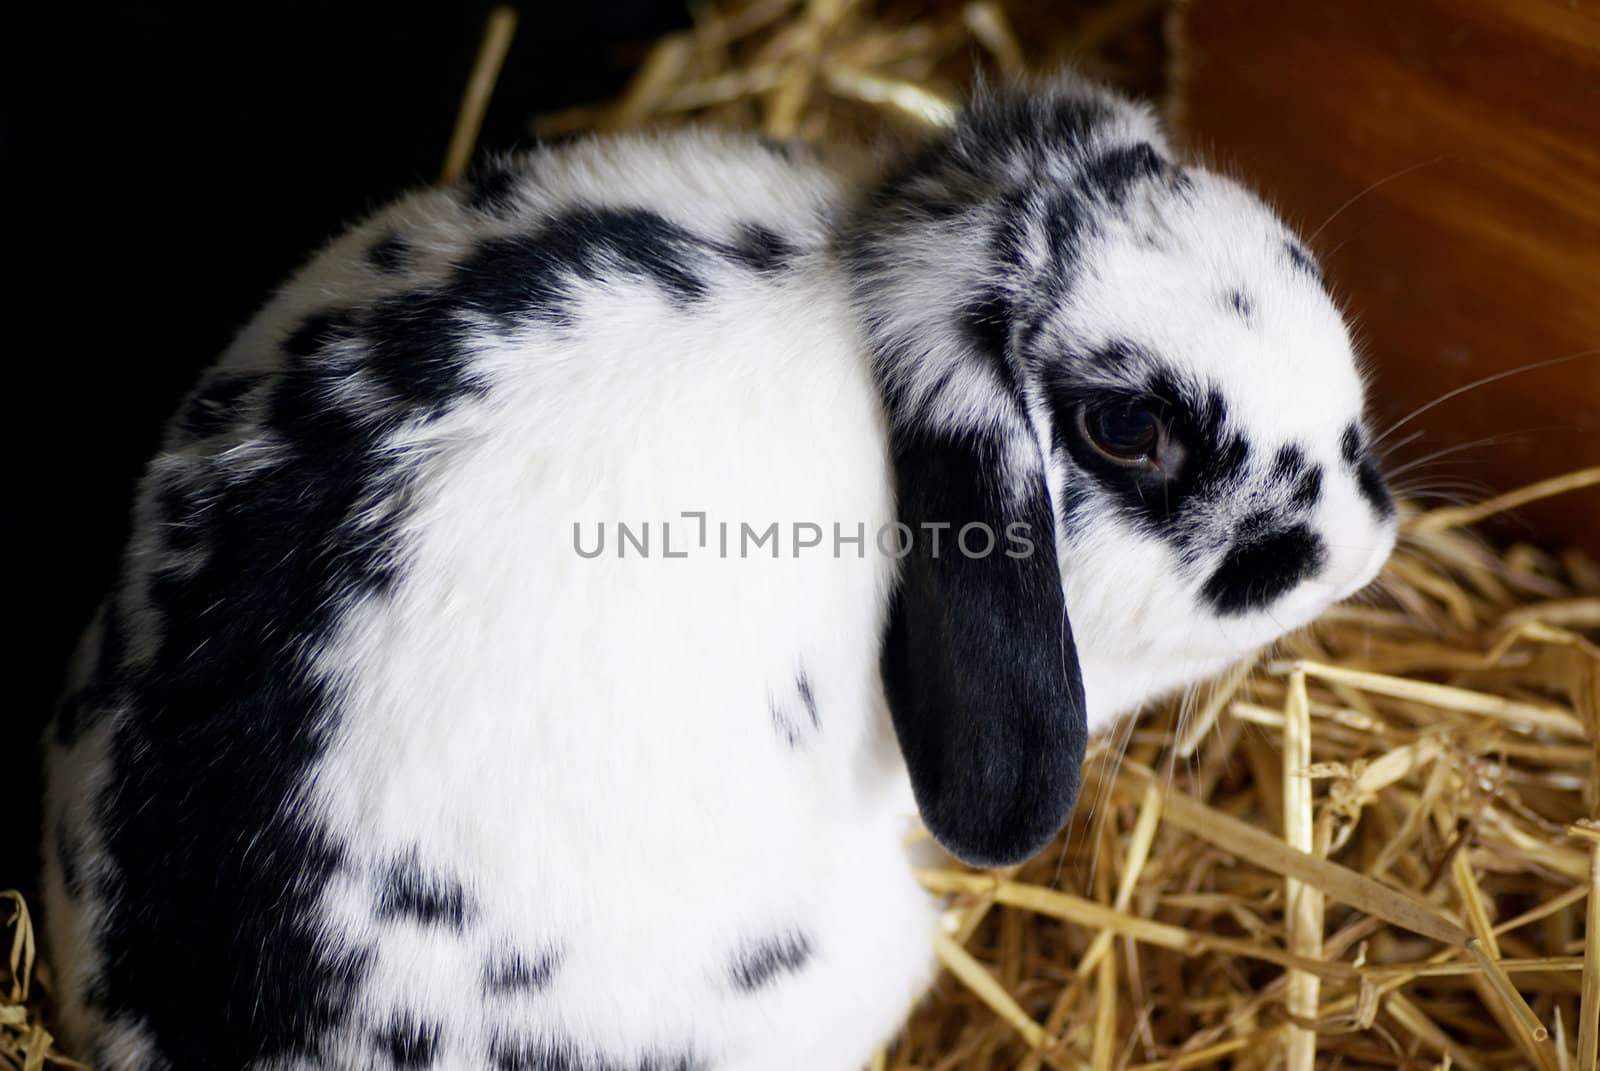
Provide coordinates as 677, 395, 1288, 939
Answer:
43, 77, 1396, 1070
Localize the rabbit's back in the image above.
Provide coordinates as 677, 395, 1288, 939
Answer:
43, 129, 937, 1070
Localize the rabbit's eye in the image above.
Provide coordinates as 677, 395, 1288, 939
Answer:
1079, 400, 1165, 464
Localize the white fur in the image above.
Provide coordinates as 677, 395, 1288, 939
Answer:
307, 207, 934, 1069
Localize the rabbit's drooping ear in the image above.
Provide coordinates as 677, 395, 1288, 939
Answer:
881, 425, 1087, 868
847, 80, 1118, 866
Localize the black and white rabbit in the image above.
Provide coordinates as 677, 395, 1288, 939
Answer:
42, 76, 1397, 1070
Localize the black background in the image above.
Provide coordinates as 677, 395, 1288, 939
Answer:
8, 1, 689, 894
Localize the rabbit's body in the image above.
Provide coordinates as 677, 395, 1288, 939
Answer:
44, 81, 1398, 1070
46, 131, 937, 1070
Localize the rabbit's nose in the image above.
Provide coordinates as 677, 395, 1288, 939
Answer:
1200, 522, 1328, 616
1333, 521, 1397, 600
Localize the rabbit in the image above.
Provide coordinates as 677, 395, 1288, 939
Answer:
41, 74, 1397, 1071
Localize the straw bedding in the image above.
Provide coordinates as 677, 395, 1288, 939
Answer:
6, 4, 1597, 1068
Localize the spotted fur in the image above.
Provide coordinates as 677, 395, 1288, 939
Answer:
41, 76, 1394, 1070
728, 931, 815, 993
482, 947, 560, 995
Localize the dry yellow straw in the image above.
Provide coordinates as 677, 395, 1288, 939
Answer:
3, 893, 32, 1008
1408, 467, 1600, 536
1270, 659, 1584, 736
918, 869, 1359, 980
1282, 669, 1323, 1071
2, 890, 88, 1071
440, 6, 518, 185
1580, 840, 1600, 1071
931, 929, 1062, 1056
1116, 766, 1474, 948
962, 2, 1026, 72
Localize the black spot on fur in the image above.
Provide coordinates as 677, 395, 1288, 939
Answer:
1292, 467, 1323, 511
1039, 186, 1090, 259
1001, 184, 1084, 371
769, 673, 819, 748
954, 286, 1025, 406
726, 223, 795, 273
1267, 444, 1324, 511
277, 292, 486, 435
1226, 289, 1254, 319
1284, 241, 1325, 286
268, 348, 391, 471
91, 572, 382, 1064
1202, 522, 1328, 615
729, 930, 814, 992
1356, 456, 1393, 517
1341, 423, 1395, 518
450, 207, 712, 328
1340, 424, 1362, 466
368, 234, 413, 274
377, 852, 474, 931
796, 672, 818, 730
1270, 444, 1309, 484
282, 309, 359, 359
483, 947, 559, 994
1202, 432, 1252, 495
1099, 339, 1141, 365
379, 1014, 441, 1068
990, 190, 1034, 270
78, 240, 494, 1064
364, 289, 481, 415
490, 1038, 703, 1071
177, 372, 263, 440
769, 698, 801, 748
1084, 143, 1165, 205
960, 289, 1013, 362
463, 159, 522, 216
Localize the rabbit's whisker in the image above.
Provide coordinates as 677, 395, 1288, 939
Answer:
1370, 350, 1599, 449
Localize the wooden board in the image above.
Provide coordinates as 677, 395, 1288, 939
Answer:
1169, 0, 1600, 551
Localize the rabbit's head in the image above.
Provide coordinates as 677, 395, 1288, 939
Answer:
842, 80, 1397, 867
